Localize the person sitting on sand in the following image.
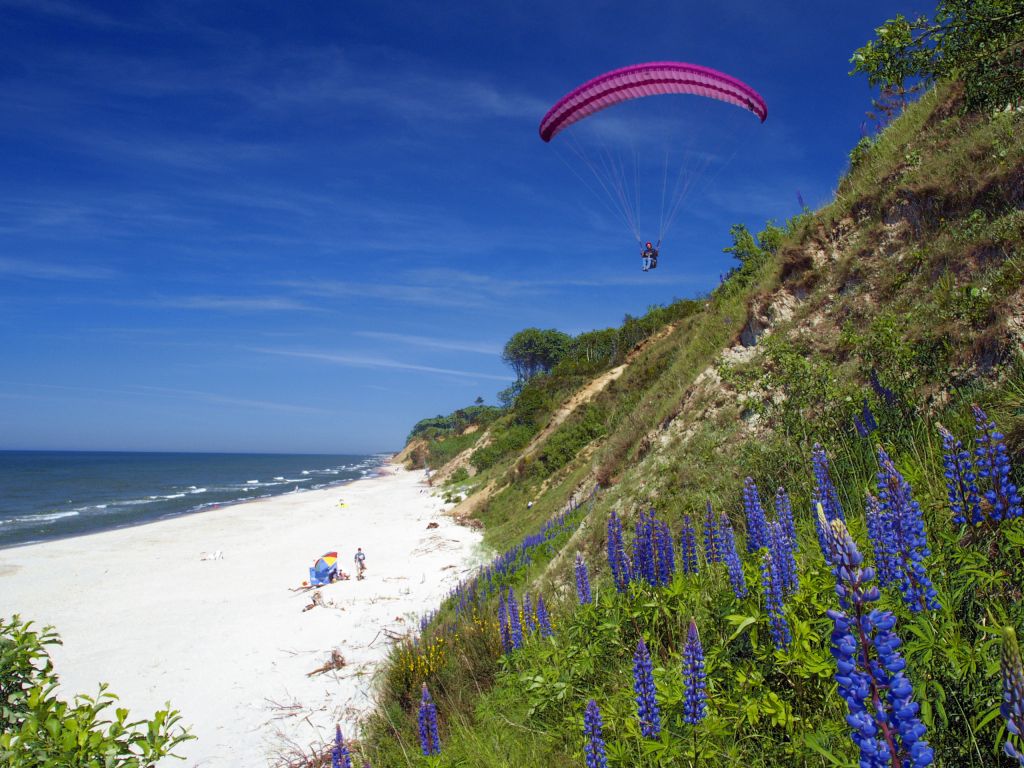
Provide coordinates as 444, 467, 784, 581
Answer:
354, 547, 366, 580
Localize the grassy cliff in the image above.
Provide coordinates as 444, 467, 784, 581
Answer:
361, 83, 1024, 767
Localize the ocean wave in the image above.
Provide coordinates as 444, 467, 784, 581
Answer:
14, 510, 80, 524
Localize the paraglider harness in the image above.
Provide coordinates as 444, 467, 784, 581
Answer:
641, 241, 659, 272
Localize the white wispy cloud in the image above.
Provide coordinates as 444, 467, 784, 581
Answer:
133, 385, 328, 414
0, 257, 116, 281
253, 348, 513, 382
153, 295, 317, 312
353, 331, 501, 355
0, 0, 125, 28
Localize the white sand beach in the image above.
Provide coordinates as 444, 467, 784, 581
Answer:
0, 465, 483, 766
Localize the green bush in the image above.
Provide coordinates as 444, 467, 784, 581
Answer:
0, 615, 191, 766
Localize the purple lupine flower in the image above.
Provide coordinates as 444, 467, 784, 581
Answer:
633, 639, 662, 738
767, 520, 798, 596
854, 413, 870, 438
862, 399, 878, 432
703, 500, 723, 564
812, 444, 846, 526
583, 699, 609, 768
497, 593, 511, 653
774, 487, 797, 551
654, 518, 676, 586
506, 587, 523, 649
680, 514, 699, 574
536, 594, 554, 638
607, 510, 630, 593
825, 519, 933, 768
418, 684, 441, 756
682, 619, 707, 725
973, 405, 1023, 522
876, 447, 940, 612
332, 725, 353, 768
870, 368, 897, 407
631, 511, 658, 586
760, 546, 791, 650
522, 591, 536, 633
742, 477, 769, 552
575, 554, 593, 605
1001, 627, 1024, 765
939, 425, 982, 525
720, 513, 748, 599
864, 493, 901, 589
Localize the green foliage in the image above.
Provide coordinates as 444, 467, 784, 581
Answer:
849, 135, 875, 169
0, 616, 191, 767
502, 328, 573, 382
408, 405, 503, 443
850, 2, 1024, 114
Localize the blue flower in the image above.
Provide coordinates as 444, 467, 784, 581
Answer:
522, 591, 536, 633
876, 447, 940, 612
497, 593, 511, 653
653, 518, 676, 586
682, 619, 707, 725
825, 519, 933, 768
418, 684, 441, 756
680, 514, 699, 575
774, 487, 797, 551
973, 405, 1023, 522
870, 368, 897, 407
583, 699, 609, 768
575, 553, 593, 605
812, 444, 846, 525
742, 477, 769, 552
332, 724, 352, 768
607, 510, 631, 593
703, 500, 723, 564
760, 540, 791, 650
633, 639, 662, 738
768, 520, 798, 596
536, 594, 554, 638
631, 511, 658, 586
865, 493, 901, 589
1001, 627, 1024, 765
506, 587, 524, 650
720, 513, 748, 599
938, 425, 982, 526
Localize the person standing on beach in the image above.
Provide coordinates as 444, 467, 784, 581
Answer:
354, 547, 366, 580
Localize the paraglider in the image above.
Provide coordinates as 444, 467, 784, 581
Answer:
539, 61, 767, 271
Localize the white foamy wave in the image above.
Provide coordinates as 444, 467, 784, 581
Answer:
15, 510, 80, 524
189, 487, 207, 494
162, 493, 186, 500
273, 476, 285, 481
246, 480, 259, 485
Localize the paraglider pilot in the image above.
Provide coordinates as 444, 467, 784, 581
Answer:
641, 241, 659, 272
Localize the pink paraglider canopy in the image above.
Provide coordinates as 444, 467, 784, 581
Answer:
539, 61, 767, 142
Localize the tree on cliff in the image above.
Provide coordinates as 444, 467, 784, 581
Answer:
850, 1, 1024, 114
501, 328, 571, 382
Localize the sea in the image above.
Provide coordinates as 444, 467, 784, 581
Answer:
0, 451, 389, 549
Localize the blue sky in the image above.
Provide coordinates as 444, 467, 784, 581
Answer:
0, 0, 928, 454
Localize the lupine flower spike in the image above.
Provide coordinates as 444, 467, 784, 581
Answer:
720, 513, 748, 599
497, 594, 511, 653
742, 477, 769, 551
703, 500, 723, 563
418, 684, 441, 756
633, 638, 662, 738
536, 594, 554, 638
1001, 626, 1024, 765
760, 540, 792, 650
583, 699, 609, 768
682, 619, 707, 725
680, 514, 698, 574
506, 587, 523, 649
607, 511, 630, 593
938, 425, 982, 525
332, 725, 353, 768
774, 487, 797, 551
522, 591, 536, 633
575, 554, 593, 605
973, 405, 1023, 522
825, 519, 933, 767
653, 518, 676, 585
876, 447, 940, 612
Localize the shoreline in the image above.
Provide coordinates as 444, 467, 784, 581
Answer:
0, 463, 483, 767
